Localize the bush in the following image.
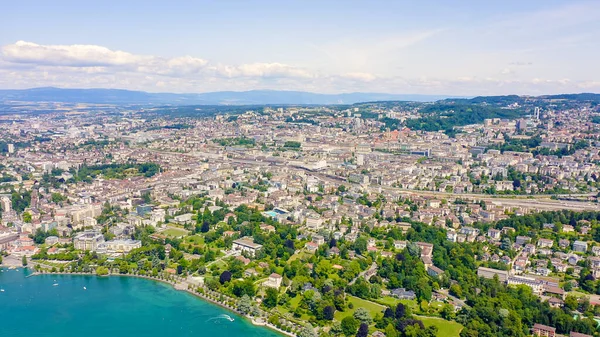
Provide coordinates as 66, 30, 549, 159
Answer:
96, 266, 109, 276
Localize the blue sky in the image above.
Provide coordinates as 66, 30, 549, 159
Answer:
1, 0, 599, 95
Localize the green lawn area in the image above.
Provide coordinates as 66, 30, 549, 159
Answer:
289, 295, 302, 308
162, 227, 189, 237
275, 296, 311, 321
375, 297, 418, 312
185, 235, 205, 245
568, 291, 590, 298
288, 251, 308, 262
417, 315, 463, 337
334, 295, 386, 322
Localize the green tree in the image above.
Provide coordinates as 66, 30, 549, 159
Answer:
23, 212, 32, 223
341, 316, 359, 336
263, 287, 278, 309
220, 270, 232, 284
384, 323, 398, 337
440, 304, 455, 320
22, 255, 28, 266
354, 236, 368, 255
96, 266, 109, 276
201, 221, 210, 233
353, 307, 372, 325
51, 193, 67, 204
565, 294, 578, 311
238, 295, 252, 314
118, 261, 129, 274
501, 237, 512, 250
298, 323, 318, 337
356, 323, 369, 337
449, 284, 463, 298
323, 305, 335, 321
331, 321, 343, 336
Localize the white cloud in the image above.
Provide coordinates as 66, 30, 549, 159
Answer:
222, 62, 315, 79
1, 40, 599, 96
2, 40, 144, 67
1, 41, 314, 80
340, 72, 376, 82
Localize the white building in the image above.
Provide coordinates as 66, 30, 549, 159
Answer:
97, 239, 142, 254
74, 231, 105, 251
263, 273, 283, 288
0, 196, 11, 212
232, 237, 263, 257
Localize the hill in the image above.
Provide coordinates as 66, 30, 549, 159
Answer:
0, 87, 454, 105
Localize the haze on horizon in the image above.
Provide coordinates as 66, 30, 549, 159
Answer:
1, 0, 599, 96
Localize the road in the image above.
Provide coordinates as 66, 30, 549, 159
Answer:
436, 289, 470, 309
349, 262, 377, 285
206, 249, 238, 267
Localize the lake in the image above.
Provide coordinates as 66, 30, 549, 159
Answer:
0, 267, 282, 337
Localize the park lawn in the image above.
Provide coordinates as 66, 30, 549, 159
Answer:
288, 251, 308, 262
213, 259, 228, 269
375, 296, 400, 307
375, 297, 418, 312
277, 296, 312, 321
334, 295, 386, 322
162, 227, 189, 237
289, 295, 302, 308
568, 291, 589, 298
417, 315, 463, 337
185, 235, 205, 246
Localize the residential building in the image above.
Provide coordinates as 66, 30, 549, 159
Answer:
532, 323, 555, 337
73, 231, 105, 251
573, 240, 588, 253
232, 237, 263, 257
264, 273, 283, 288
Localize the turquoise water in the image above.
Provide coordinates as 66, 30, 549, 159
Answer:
0, 268, 281, 337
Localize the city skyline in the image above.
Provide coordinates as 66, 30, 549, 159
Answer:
1, 0, 599, 95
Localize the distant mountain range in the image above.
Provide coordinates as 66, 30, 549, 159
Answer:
0, 87, 459, 105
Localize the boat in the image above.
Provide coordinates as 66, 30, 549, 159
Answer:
0, 288, 4, 292
53, 283, 59, 286
83, 287, 87, 290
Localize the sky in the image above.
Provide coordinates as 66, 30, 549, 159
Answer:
1, 0, 599, 95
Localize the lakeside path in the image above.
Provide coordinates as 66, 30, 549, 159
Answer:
14, 268, 296, 337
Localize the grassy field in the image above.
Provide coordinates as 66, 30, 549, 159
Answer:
185, 235, 205, 245
277, 293, 461, 337
334, 295, 386, 322
375, 296, 418, 311
417, 315, 463, 337
162, 227, 189, 237
288, 251, 309, 262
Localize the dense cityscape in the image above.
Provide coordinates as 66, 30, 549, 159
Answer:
1, 93, 600, 337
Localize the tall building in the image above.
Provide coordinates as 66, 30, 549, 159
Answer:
73, 231, 105, 251
7, 143, 15, 154
30, 184, 40, 210
517, 119, 527, 132
0, 196, 11, 212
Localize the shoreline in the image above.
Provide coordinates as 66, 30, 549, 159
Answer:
8, 268, 296, 337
